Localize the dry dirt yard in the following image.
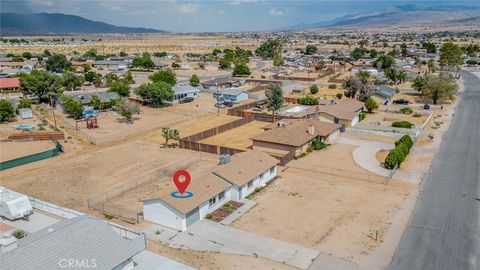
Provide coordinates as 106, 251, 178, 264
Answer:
232, 144, 416, 263
57, 93, 218, 144
357, 110, 428, 128
199, 120, 267, 150
0, 141, 56, 162
0, 140, 204, 211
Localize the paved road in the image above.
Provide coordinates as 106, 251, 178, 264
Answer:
388, 70, 480, 270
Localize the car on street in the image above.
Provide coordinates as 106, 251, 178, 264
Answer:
180, 97, 194, 103
393, 99, 410, 105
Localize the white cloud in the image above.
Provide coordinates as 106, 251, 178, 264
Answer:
230, 0, 260, 6
177, 3, 199, 14
269, 8, 285, 17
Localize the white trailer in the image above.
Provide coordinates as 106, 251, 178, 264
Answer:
0, 187, 33, 220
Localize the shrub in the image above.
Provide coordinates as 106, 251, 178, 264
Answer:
18, 99, 32, 109
384, 150, 398, 169
311, 140, 327, 150
399, 107, 413, 114
395, 134, 413, 150
298, 95, 319, 105
206, 214, 213, 219
364, 97, 379, 113
0, 100, 16, 123
295, 152, 308, 159
359, 112, 367, 122
309, 84, 319, 94
413, 112, 422, 117
329, 84, 337, 89
336, 93, 343, 99
392, 121, 414, 128
12, 229, 25, 239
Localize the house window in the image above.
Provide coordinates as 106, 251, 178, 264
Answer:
270, 166, 275, 174
218, 191, 225, 201
209, 197, 216, 207
247, 180, 253, 189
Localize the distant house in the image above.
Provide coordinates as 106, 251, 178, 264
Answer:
316, 99, 364, 127
252, 119, 341, 156
93, 60, 128, 70
172, 83, 201, 103
372, 85, 396, 102
66, 91, 119, 106
222, 89, 248, 103
0, 78, 20, 92
143, 173, 232, 231
213, 150, 279, 201
0, 62, 24, 69
0, 215, 146, 270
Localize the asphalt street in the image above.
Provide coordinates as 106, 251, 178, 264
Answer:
388, 70, 480, 270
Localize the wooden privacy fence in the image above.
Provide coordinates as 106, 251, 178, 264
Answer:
8, 131, 64, 141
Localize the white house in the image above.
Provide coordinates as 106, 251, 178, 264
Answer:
221, 88, 248, 103
213, 150, 279, 201
172, 83, 201, 103
143, 173, 231, 231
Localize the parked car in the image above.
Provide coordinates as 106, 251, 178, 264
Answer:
213, 92, 222, 98
392, 99, 410, 105
252, 106, 262, 111
424, 104, 431, 110
224, 101, 234, 107
215, 103, 226, 109
180, 97, 194, 103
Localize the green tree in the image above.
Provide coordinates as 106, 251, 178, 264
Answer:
400, 43, 408, 59
62, 72, 84, 91
19, 70, 61, 102
219, 58, 231, 69
105, 73, 119, 86
83, 48, 98, 58
161, 127, 180, 147
273, 54, 284, 67
190, 74, 200, 86
364, 97, 378, 113
255, 39, 282, 59
439, 42, 463, 72
310, 84, 319, 94
373, 54, 395, 70
132, 55, 154, 69
124, 70, 134, 84
420, 72, 458, 105
265, 84, 284, 121
83, 64, 92, 73
43, 49, 52, 57
46, 54, 72, 72
114, 98, 140, 123
18, 98, 32, 109
0, 100, 16, 123
22, 51, 32, 59
422, 41, 437, 53
369, 49, 378, 58
412, 76, 427, 92
305, 45, 318, 55
135, 81, 174, 107
232, 63, 251, 76
315, 59, 326, 70
84, 71, 102, 86
149, 69, 177, 86
90, 95, 101, 110
12, 55, 24, 62
62, 98, 83, 119
108, 80, 130, 97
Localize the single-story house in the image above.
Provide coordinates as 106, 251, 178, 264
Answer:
222, 88, 248, 103
172, 83, 201, 103
66, 91, 120, 105
143, 172, 232, 231
316, 99, 364, 127
0, 77, 20, 92
372, 85, 396, 103
93, 60, 128, 70
252, 119, 341, 156
1, 215, 146, 270
0, 62, 24, 69
213, 150, 279, 201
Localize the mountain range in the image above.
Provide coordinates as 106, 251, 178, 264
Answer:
0, 13, 167, 35
284, 4, 480, 30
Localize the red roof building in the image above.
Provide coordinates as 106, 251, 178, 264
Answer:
0, 78, 20, 91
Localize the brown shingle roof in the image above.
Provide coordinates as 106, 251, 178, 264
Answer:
213, 150, 279, 187
316, 99, 364, 120
252, 119, 341, 147
144, 172, 231, 215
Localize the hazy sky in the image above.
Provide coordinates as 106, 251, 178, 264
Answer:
2, 0, 480, 32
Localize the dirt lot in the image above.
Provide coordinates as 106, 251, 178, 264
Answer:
232, 144, 416, 263
357, 110, 428, 128
57, 93, 218, 144
0, 140, 205, 211
199, 120, 266, 149
148, 241, 294, 270
0, 141, 56, 162
0, 107, 55, 140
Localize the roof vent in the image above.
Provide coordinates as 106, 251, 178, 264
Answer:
219, 154, 231, 165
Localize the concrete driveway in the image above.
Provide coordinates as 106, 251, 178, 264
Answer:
145, 219, 319, 269
336, 137, 393, 177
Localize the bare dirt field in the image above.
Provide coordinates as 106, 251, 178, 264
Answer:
148, 241, 295, 270
57, 93, 218, 144
199, 120, 266, 149
0, 141, 56, 162
0, 140, 204, 211
358, 110, 427, 128
232, 144, 416, 263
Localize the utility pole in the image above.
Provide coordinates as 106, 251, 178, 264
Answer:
216, 81, 220, 116
50, 97, 57, 130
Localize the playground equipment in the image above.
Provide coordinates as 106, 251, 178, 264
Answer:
86, 116, 99, 129
82, 109, 98, 119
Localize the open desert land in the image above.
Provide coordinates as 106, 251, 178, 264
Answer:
0, 141, 56, 162
1, 34, 261, 55
232, 144, 416, 263
198, 120, 267, 150
0, 140, 205, 211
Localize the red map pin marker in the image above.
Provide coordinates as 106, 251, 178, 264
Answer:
173, 170, 191, 195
